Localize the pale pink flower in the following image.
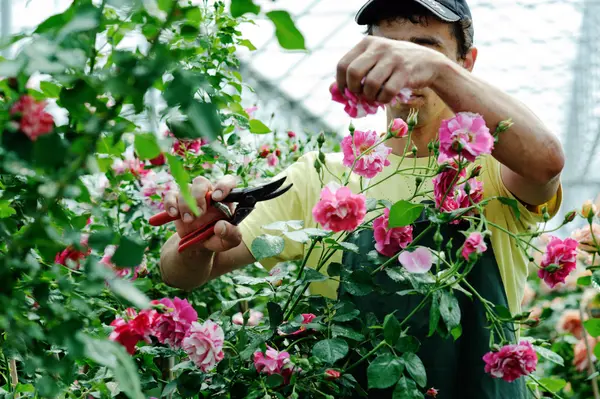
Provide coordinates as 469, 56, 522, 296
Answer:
232, 310, 264, 326
112, 158, 146, 177
556, 309, 586, 339
537, 236, 578, 288
573, 336, 597, 372
312, 182, 367, 232
571, 223, 600, 253
341, 130, 392, 178
245, 106, 258, 118
439, 112, 494, 162
461, 232, 487, 261
373, 208, 413, 257
267, 153, 279, 167
10, 95, 54, 140
521, 283, 535, 307
152, 297, 198, 348
253, 346, 298, 382
389, 118, 409, 138
140, 170, 175, 211
581, 200, 598, 218
483, 341, 537, 382
398, 247, 434, 274
182, 320, 224, 372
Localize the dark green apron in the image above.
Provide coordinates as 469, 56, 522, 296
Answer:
338, 207, 529, 398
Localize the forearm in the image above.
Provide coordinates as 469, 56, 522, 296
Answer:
159, 234, 215, 290
431, 60, 565, 185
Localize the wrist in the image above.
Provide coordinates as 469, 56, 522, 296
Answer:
430, 55, 462, 93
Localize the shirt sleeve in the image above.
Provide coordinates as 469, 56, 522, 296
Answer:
481, 155, 563, 225
238, 153, 318, 270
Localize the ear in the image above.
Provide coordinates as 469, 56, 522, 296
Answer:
461, 47, 478, 72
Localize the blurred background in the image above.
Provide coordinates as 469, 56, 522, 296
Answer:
1, 0, 598, 231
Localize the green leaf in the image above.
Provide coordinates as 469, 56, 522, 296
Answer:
388, 200, 424, 228
266, 374, 285, 388
88, 229, 117, 251
238, 39, 257, 51
497, 197, 521, 220
230, 0, 261, 17
584, 319, 600, 337
595, 342, 600, 359
267, 302, 283, 330
395, 335, 420, 353
428, 292, 441, 337
249, 119, 271, 134
327, 262, 342, 277
384, 314, 401, 346
266, 11, 305, 50
494, 305, 512, 319
166, 154, 199, 215
439, 291, 461, 335
0, 200, 16, 218
186, 101, 222, 141
57, 8, 100, 42
588, 371, 600, 381
134, 133, 161, 160
81, 335, 144, 399
111, 236, 147, 268
536, 378, 566, 394
343, 270, 373, 297
161, 381, 178, 397
251, 234, 285, 261
108, 279, 151, 309
401, 353, 427, 388
303, 268, 328, 282
312, 339, 348, 364
40, 81, 61, 98
592, 270, 600, 290
263, 220, 304, 231
578, 276, 592, 286
367, 354, 403, 389
393, 377, 422, 399
534, 345, 564, 366
331, 325, 364, 341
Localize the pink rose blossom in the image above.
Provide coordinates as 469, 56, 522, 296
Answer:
571, 223, 600, 254
461, 232, 488, 261
426, 388, 439, 398
574, 336, 597, 372
537, 236, 578, 288
10, 95, 54, 140
556, 309, 585, 339
439, 112, 494, 162
389, 118, 409, 138
245, 106, 258, 118
312, 182, 367, 232
55, 234, 91, 270
325, 369, 341, 380
140, 170, 175, 211
112, 158, 146, 177
330, 83, 411, 118
373, 208, 413, 257
267, 153, 279, 167
287, 131, 296, 139
456, 179, 484, 208
149, 153, 166, 166
109, 309, 156, 355
253, 346, 298, 382
232, 310, 264, 326
483, 341, 538, 382
259, 144, 270, 158
152, 297, 198, 348
398, 247, 434, 274
341, 130, 392, 178
279, 313, 317, 336
182, 320, 224, 372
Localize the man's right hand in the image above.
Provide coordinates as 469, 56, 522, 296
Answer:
162, 175, 243, 253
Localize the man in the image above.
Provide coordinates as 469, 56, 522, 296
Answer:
160, 0, 564, 396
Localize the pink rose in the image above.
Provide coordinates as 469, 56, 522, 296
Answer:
439, 112, 494, 162
426, 388, 439, 398
278, 313, 316, 336
433, 160, 467, 210
10, 95, 54, 140
287, 131, 296, 139
232, 310, 264, 326
149, 153, 166, 166
461, 232, 488, 261
341, 130, 392, 178
312, 182, 367, 232
182, 320, 224, 372
556, 309, 585, 339
253, 346, 298, 382
398, 247, 433, 274
456, 179, 484, 208
325, 369, 341, 380
152, 297, 198, 348
483, 341, 538, 382
373, 208, 413, 257
245, 106, 258, 118
571, 223, 600, 253
55, 234, 91, 270
109, 309, 156, 355
267, 153, 279, 167
111, 158, 146, 177
537, 236, 578, 288
173, 139, 202, 156
574, 336, 597, 372
330, 83, 411, 118
389, 118, 409, 138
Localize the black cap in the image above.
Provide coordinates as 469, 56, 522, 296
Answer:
356, 0, 472, 25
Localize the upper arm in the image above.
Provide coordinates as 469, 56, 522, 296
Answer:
501, 165, 561, 207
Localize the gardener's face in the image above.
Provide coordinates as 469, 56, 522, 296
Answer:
371, 16, 476, 125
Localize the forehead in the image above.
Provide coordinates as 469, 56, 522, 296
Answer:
371, 16, 457, 53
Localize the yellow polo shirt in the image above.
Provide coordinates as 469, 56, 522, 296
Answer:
240, 151, 562, 316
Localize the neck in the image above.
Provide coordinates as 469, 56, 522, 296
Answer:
386, 108, 454, 158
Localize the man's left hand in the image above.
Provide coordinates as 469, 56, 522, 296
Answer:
336, 36, 447, 104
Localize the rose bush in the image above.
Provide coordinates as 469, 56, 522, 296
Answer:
0, 0, 596, 398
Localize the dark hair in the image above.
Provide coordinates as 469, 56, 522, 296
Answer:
365, 2, 473, 59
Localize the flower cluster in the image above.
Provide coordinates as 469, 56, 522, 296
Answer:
483, 341, 538, 382
10, 95, 54, 141
253, 346, 298, 383
537, 236, 578, 288
341, 129, 392, 179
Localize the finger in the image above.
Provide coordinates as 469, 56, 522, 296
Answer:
202, 220, 242, 253
336, 39, 369, 93
362, 60, 395, 102
212, 175, 239, 202
176, 190, 196, 224
376, 68, 408, 104
346, 52, 379, 94
164, 191, 179, 218
191, 179, 212, 216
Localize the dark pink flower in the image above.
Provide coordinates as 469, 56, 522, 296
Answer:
253, 346, 298, 383
55, 234, 91, 270
312, 182, 367, 232
149, 153, 166, 166
433, 159, 466, 210
152, 297, 198, 348
10, 95, 54, 140
278, 313, 317, 336
483, 341, 537, 382
287, 131, 296, 139
173, 139, 202, 156
109, 309, 156, 355
373, 208, 413, 257
389, 118, 409, 138
341, 130, 392, 178
259, 144, 270, 158
325, 369, 341, 380
426, 388, 439, 398
537, 236, 578, 288
182, 320, 224, 372
439, 112, 494, 162
461, 232, 487, 261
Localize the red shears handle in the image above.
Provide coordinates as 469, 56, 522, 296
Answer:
148, 192, 215, 227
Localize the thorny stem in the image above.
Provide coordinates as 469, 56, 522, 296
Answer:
282, 240, 319, 319
344, 341, 386, 373
528, 374, 566, 399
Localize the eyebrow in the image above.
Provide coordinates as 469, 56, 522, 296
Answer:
408, 36, 444, 48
